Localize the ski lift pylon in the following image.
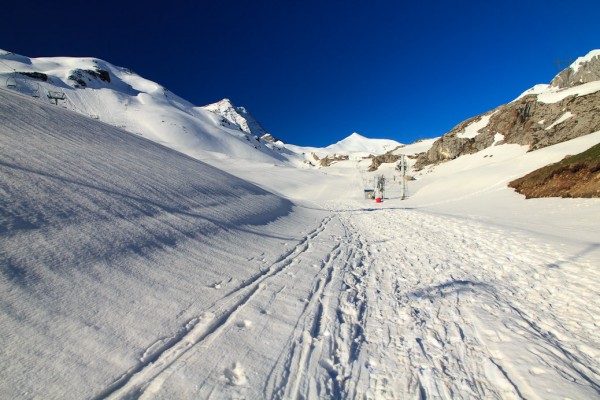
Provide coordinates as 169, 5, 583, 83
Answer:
47, 90, 66, 105
32, 83, 41, 98
6, 76, 17, 89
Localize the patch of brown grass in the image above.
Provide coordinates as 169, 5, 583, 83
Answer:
509, 143, 600, 198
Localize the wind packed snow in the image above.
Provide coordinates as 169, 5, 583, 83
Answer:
2, 55, 600, 399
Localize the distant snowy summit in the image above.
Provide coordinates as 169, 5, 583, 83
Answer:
325, 132, 402, 154
281, 132, 408, 168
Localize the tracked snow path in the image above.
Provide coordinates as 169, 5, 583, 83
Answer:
121, 204, 599, 399
99, 210, 376, 400
97, 215, 346, 399
337, 207, 600, 400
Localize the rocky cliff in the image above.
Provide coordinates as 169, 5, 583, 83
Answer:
550, 50, 600, 88
415, 50, 600, 170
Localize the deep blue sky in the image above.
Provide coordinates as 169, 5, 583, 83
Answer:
2, 0, 599, 146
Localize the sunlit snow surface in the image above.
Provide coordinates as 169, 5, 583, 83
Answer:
2, 87, 600, 399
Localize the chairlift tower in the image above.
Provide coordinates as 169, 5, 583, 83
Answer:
123, 101, 128, 129
47, 90, 66, 105
31, 83, 41, 98
6, 75, 17, 89
376, 175, 386, 199
396, 154, 408, 200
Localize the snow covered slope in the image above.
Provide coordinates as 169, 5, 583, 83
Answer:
0, 49, 296, 165
0, 50, 413, 174
0, 87, 328, 399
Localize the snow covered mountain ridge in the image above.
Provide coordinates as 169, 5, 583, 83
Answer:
415, 49, 600, 169
0, 49, 299, 166
3, 47, 598, 176
0, 49, 410, 171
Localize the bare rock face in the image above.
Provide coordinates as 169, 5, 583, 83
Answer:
311, 153, 349, 167
415, 113, 496, 167
261, 133, 281, 143
367, 150, 403, 171
550, 51, 600, 88
415, 50, 600, 170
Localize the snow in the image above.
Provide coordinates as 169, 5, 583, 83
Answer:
284, 132, 405, 166
0, 88, 325, 399
325, 132, 402, 154
537, 80, 600, 104
545, 111, 573, 130
202, 98, 268, 137
514, 83, 550, 100
514, 80, 600, 104
457, 112, 495, 139
2, 51, 600, 399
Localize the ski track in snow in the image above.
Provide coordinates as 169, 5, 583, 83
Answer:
98, 205, 600, 399
95, 216, 335, 399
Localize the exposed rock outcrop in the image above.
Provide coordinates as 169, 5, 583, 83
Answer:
261, 133, 283, 144
367, 148, 403, 171
68, 67, 111, 88
311, 152, 349, 167
550, 50, 600, 88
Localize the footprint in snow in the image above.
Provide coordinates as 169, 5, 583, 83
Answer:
236, 320, 253, 329
224, 362, 248, 386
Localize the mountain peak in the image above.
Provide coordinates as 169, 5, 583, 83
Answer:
202, 98, 269, 137
325, 132, 402, 154
348, 132, 365, 139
